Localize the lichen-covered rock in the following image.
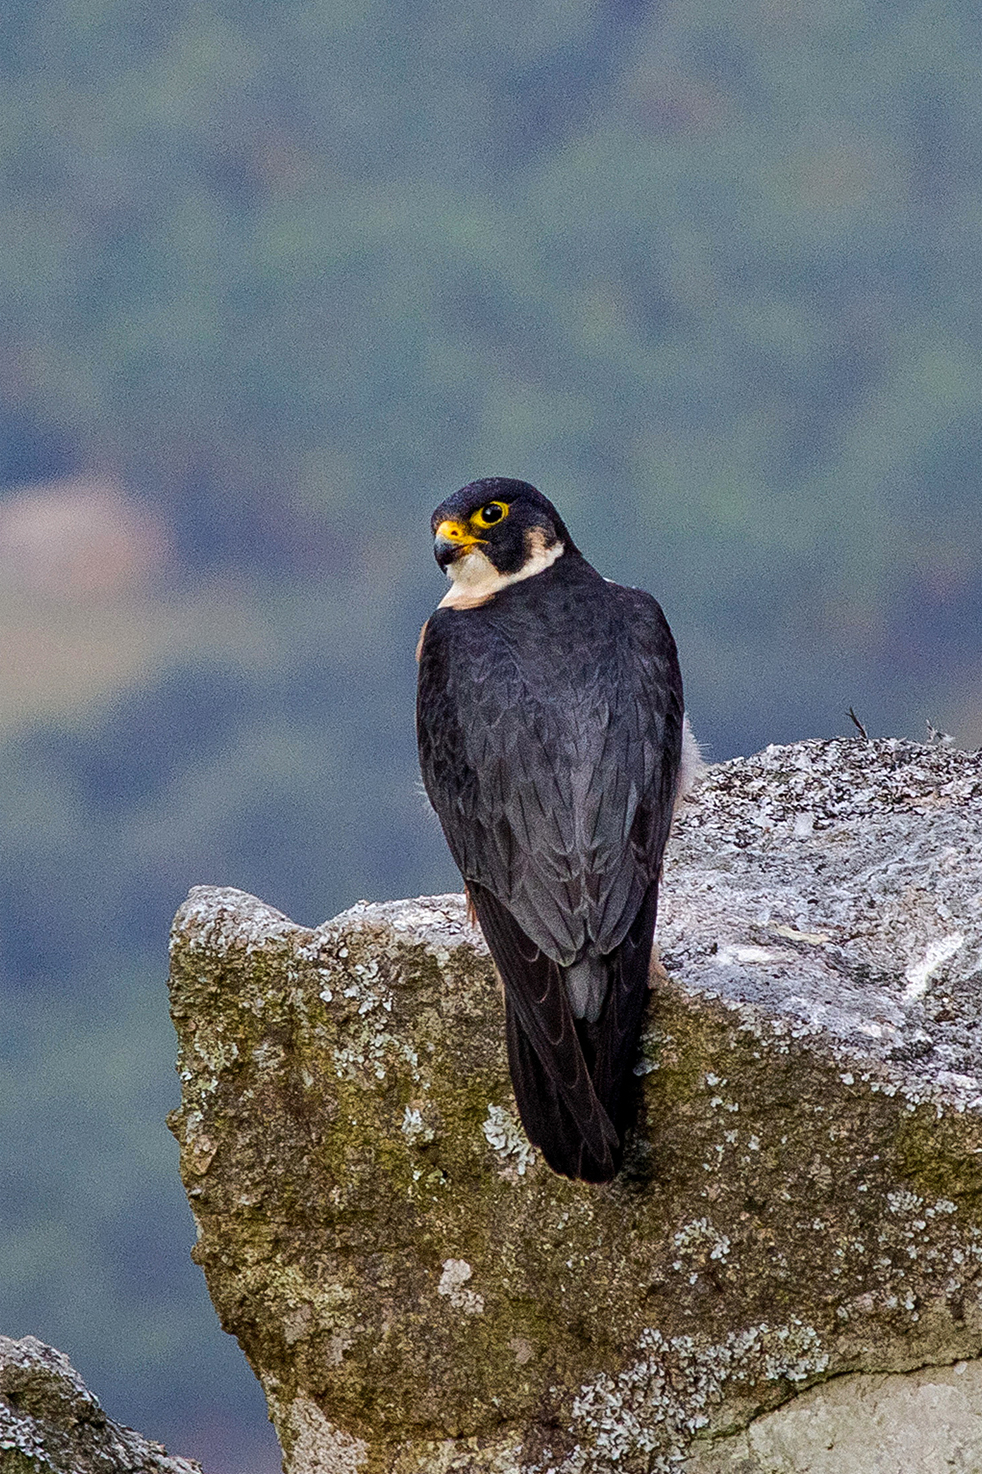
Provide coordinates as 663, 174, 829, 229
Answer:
167, 738, 982, 1474
0, 1335, 201, 1474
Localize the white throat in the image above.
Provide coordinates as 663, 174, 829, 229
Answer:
439, 533, 564, 610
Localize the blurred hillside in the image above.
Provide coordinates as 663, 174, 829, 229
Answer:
0, 0, 979, 1469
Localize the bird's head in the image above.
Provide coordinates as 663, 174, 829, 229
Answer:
430, 478, 576, 603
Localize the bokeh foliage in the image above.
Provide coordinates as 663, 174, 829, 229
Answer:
0, 0, 979, 1467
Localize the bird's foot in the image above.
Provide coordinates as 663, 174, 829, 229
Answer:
649, 945, 669, 987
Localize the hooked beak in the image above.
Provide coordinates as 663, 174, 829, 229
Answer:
434, 518, 486, 571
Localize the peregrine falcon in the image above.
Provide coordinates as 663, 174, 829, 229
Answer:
416, 478, 695, 1183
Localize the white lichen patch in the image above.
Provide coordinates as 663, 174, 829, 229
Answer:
188, 1027, 241, 1078
278, 1394, 368, 1474
0, 1408, 48, 1460
437, 1258, 485, 1315
400, 1105, 436, 1144
331, 1028, 421, 1084
887, 1189, 924, 1215
303, 935, 431, 1086
672, 1218, 732, 1264
483, 1104, 537, 1176
559, 1319, 829, 1472
323, 960, 419, 1080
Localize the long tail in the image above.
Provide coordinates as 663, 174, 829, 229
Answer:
470, 881, 659, 1183
504, 997, 619, 1181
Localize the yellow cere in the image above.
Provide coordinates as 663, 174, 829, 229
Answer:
435, 518, 483, 545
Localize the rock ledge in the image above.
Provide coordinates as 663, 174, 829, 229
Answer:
167, 738, 982, 1474
0, 1334, 201, 1473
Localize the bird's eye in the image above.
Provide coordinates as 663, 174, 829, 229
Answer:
472, 501, 508, 529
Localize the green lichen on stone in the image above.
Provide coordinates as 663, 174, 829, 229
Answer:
0, 1455, 42, 1474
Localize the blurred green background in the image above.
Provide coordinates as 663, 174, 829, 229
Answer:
0, 0, 979, 1468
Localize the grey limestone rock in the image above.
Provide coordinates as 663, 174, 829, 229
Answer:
0, 1334, 202, 1474
685, 1358, 982, 1472
166, 737, 982, 1474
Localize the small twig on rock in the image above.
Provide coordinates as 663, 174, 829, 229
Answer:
847, 707, 869, 739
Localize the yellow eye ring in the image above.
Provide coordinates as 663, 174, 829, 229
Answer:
471, 500, 509, 530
